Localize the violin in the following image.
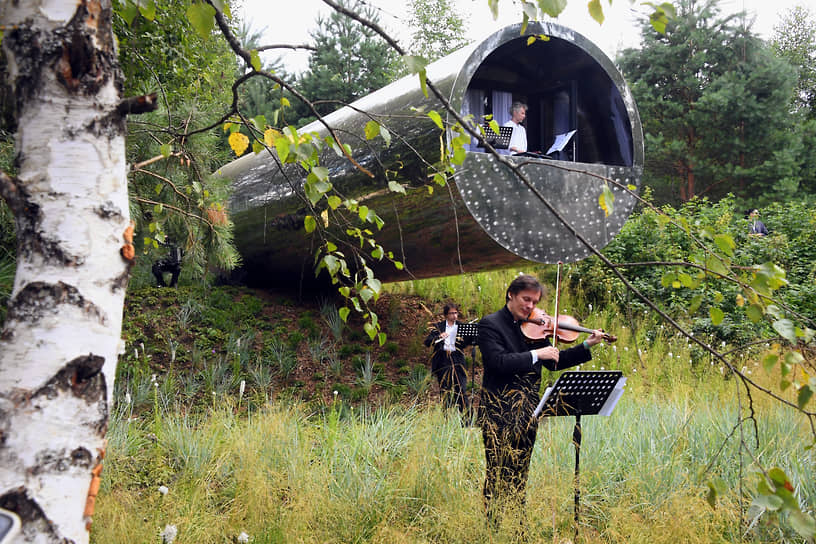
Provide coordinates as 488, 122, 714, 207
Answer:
520, 307, 617, 344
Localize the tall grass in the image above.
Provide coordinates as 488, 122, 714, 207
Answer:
93, 380, 815, 544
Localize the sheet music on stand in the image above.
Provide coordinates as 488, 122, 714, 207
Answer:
533, 370, 625, 418
482, 124, 514, 150
545, 129, 577, 155
457, 321, 479, 346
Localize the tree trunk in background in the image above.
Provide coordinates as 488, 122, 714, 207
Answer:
0, 1, 128, 542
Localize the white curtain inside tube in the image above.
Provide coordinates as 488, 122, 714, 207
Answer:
463, 88, 485, 150
492, 91, 512, 125
492, 91, 512, 154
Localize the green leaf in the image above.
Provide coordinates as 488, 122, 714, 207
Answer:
790, 511, 816, 538
338, 307, 350, 322
380, 126, 391, 147
377, 332, 387, 346
587, 0, 604, 24
488, 0, 499, 18
119, 3, 140, 25
402, 54, 428, 74
784, 351, 805, 366
304, 215, 316, 233
428, 111, 444, 129
752, 493, 784, 511
363, 322, 377, 340
327, 195, 342, 210
312, 166, 329, 182
452, 145, 467, 165
761, 353, 779, 373
321, 254, 340, 276
364, 120, 380, 140
388, 181, 406, 194
358, 205, 369, 222
678, 272, 695, 288
418, 68, 428, 98
275, 137, 290, 162
706, 478, 727, 508
186, 2, 216, 39
537, 0, 567, 17
746, 304, 763, 323
251, 115, 266, 132
160, 143, 172, 158
704, 254, 729, 277
250, 50, 262, 71
521, 1, 538, 21
689, 294, 703, 314
797, 385, 813, 409
713, 234, 735, 257
773, 319, 797, 343
710, 307, 724, 326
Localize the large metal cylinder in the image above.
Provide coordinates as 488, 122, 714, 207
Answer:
218, 22, 643, 288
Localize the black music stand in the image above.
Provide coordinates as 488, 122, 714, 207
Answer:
457, 321, 479, 424
482, 124, 513, 150
533, 370, 626, 540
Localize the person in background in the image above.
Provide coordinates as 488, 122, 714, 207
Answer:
504, 101, 528, 154
424, 302, 469, 413
477, 274, 605, 533
748, 208, 768, 236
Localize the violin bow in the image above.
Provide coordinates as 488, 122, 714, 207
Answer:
551, 261, 563, 348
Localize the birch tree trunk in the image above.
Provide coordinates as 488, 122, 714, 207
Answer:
0, 1, 129, 542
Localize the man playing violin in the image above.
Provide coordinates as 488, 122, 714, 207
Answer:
477, 273, 605, 533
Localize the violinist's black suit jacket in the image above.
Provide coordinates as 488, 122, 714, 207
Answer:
477, 305, 592, 520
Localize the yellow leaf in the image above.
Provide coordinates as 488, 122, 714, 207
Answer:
264, 128, 281, 147
229, 132, 250, 157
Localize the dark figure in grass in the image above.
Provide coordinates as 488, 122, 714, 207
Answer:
424, 302, 471, 413
152, 240, 183, 287
477, 274, 605, 534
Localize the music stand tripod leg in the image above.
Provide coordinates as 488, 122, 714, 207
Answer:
573, 414, 582, 541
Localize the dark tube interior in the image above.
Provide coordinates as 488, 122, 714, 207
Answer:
462, 35, 633, 166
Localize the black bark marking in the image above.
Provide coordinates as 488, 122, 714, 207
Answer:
0, 488, 62, 540
4, 1, 124, 122
7, 281, 106, 327
0, 174, 85, 265
93, 201, 124, 220
42, 354, 106, 404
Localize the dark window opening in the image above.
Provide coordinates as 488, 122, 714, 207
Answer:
462, 35, 633, 166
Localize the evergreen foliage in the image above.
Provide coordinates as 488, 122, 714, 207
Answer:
618, 0, 801, 206
112, 0, 242, 282
293, 0, 399, 125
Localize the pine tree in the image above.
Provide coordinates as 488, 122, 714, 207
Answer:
295, 0, 398, 124
618, 0, 799, 205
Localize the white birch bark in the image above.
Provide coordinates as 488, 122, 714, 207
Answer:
0, 1, 129, 542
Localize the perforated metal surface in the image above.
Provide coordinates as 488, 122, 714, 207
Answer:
219, 22, 643, 287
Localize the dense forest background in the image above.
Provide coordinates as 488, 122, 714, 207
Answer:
1, 0, 815, 542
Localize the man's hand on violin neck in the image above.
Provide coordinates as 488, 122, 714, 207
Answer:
586, 330, 605, 346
